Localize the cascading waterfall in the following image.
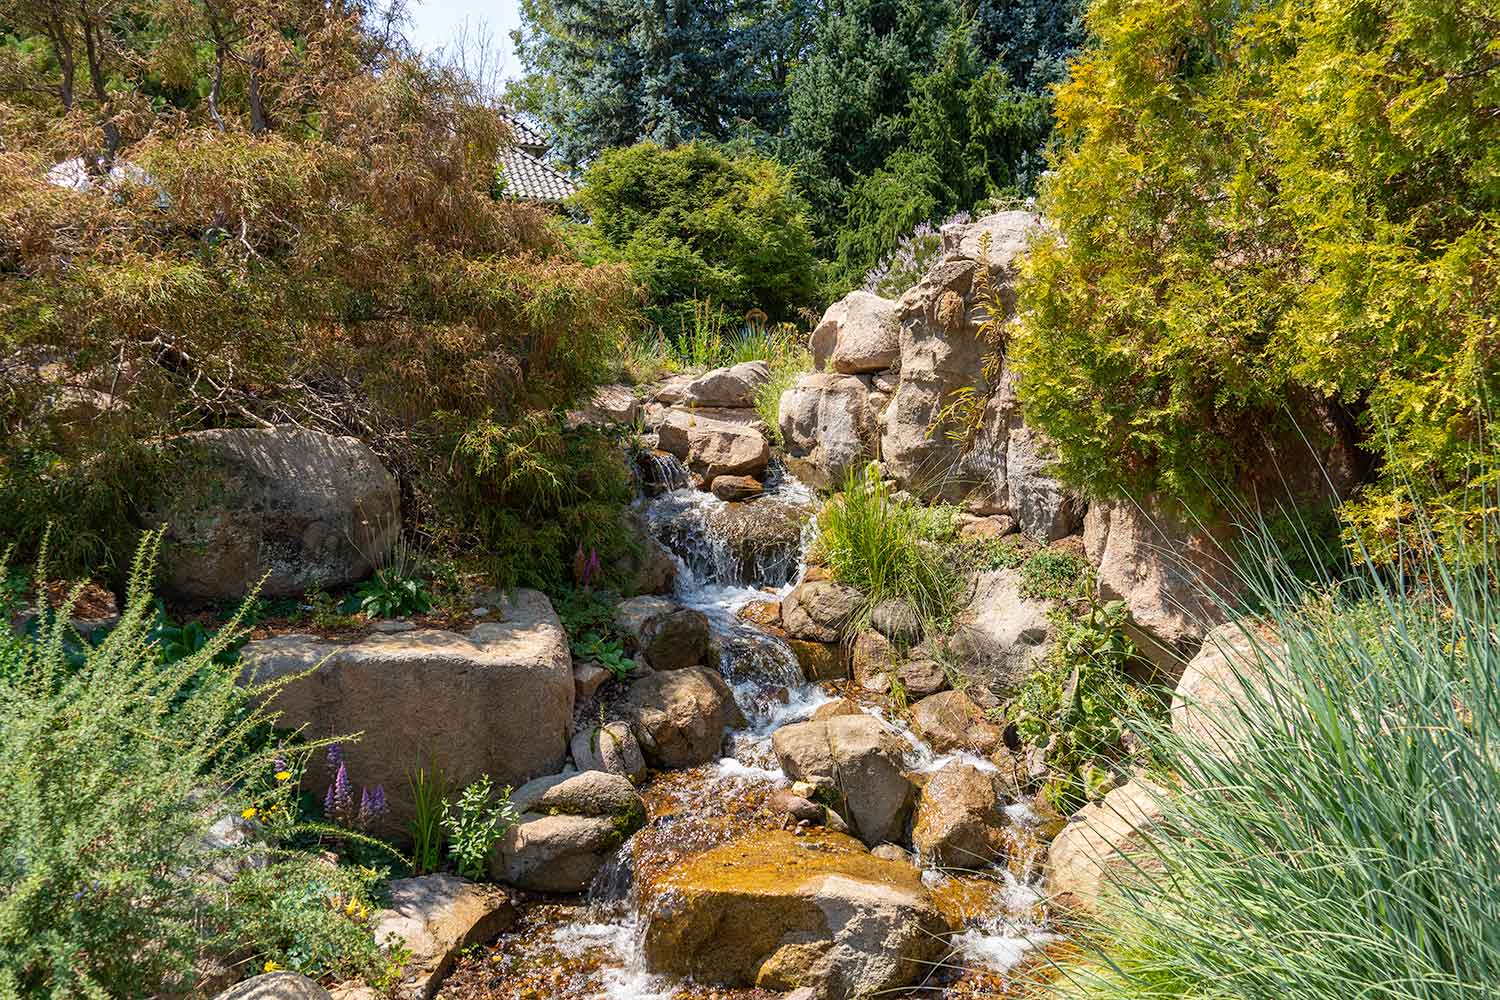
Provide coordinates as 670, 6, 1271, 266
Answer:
488, 463, 1055, 999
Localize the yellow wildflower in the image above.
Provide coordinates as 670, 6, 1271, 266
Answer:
263, 960, 281, 973
241, 807, 257, 819
275, 771, 292, 782
345, 898, 358, 916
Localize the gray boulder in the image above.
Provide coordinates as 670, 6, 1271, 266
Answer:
151, 427, 399, 601
827, 291, 901, 374
655, 408, 770, 481
370, 875, 514, 999
682, 361, 771, 408
614, 595, 710, 670
1084, 498, 1239, 675
623, 667, 746, 769
778, 373, 878, 490
491, 771, 646, 893
212, 974, 330, 1000
949, 568, 1054, 697
571, 720, 648, 784
771, 715, 914, 846
781, 580, 865, 642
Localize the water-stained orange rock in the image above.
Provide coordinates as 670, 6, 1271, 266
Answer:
639, 829, 948, 999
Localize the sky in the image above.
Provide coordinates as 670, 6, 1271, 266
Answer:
404, 0, 524, 77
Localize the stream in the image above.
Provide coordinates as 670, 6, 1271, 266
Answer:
440, 462, 1059, 1000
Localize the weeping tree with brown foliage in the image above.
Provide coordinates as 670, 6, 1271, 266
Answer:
0, 0, 639, 582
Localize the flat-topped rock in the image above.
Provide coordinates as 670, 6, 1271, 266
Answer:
371, 875, 514, 999
681, 360, 770, 408
238, 590, 572, 833
640, 829, 948, 999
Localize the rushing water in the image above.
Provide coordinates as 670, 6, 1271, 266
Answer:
440, 471, 1057, 1000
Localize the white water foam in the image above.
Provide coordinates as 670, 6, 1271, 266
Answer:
551, 914, 677, 1000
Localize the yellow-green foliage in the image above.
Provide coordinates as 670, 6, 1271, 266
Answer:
574, 142, 819, 329
1013, 0, 1499, 552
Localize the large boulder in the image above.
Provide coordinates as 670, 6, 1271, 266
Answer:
1172, 621, 1279, 759
879, 213, 1033, 500
682, 361, 771, 408
656, 408, 771, 481
623, 667, 747, 769
827, 291, 901, 374
781, 580, 865, 642
491, 771, 646, 892
370, 875, 514, 999
491, 814, 629, 893
1046, 778, 1169, 916
565, 383, 639, 428
570, 720, 647, 784
238, 590, 572, 832
151, 427, 399, 601
778, 373, 878, 490
865, 212, 1081, 537
614, 596, 710, 670
1083, 498, 1239, 675
911, 761, 1007, 869
640, 830, 949, 999
771, 715, 914, 846
949, 568, 1054, 697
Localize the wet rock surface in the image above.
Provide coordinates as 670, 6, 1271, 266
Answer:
623, 667, 747, 769
639, 830, 949, 999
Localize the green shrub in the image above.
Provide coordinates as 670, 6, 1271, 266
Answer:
574, 142, 818, 329
439, 412, 636, 592
1057, 506, 1500, 999
814, 465, 966, 631
1013, 0, 1499, 553
1011, 599, 1151, 812
1019, 548, 1091, 602
0, 532, 389, 996
442, 777, 519, 881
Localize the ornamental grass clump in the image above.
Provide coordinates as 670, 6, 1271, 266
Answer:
814, 464, 966, 631
0, 531, 382, 996
1053, 504, 1500, 1000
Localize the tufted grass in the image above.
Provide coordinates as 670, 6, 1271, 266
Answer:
813, 463, 967, 632
1048, 502, 1500, 1000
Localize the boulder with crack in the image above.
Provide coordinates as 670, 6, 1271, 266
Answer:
490, 771, 646, 893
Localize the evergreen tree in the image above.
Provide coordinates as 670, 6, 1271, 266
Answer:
509, 0, 807, 166
972, 0, 1085, 92
781, 0, 955, 233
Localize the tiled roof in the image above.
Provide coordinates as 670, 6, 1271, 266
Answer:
497, 147, 578, 205
503, 115, 549, 153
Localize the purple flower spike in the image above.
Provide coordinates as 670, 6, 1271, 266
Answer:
326, 743, 343, 768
